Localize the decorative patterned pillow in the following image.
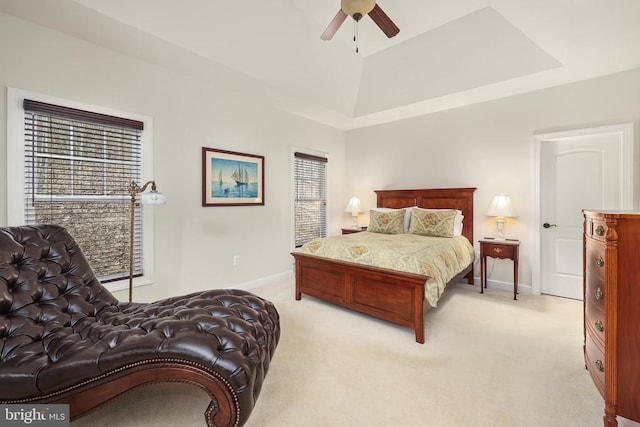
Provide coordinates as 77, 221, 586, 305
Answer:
409, 209, 457, 237
371, 207, 415, 233
367, 209, 406, 234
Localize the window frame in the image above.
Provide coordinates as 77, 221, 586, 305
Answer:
292, 148, 328, 249
6, 88, 156, 293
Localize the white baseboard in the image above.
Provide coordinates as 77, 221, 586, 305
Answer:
471, 276, 532, 295
236, 270, 294, 291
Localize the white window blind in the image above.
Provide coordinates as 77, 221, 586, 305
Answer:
294, 152, 327, 247
23, 99, 144, 283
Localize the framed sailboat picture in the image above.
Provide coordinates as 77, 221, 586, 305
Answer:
202, 147, 265, 206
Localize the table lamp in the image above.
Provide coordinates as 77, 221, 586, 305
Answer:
486, 194, 517, 240
345, 196, 362, 229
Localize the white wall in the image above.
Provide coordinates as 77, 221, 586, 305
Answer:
0, 13, 346, 302
3, 10, 640, 300
346, 68, 640, 292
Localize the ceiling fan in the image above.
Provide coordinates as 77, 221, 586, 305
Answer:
321, 0, 400, 51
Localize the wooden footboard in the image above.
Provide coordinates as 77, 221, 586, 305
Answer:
293, 252, 471, 343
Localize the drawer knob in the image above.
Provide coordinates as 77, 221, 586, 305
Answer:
595, 287, 604, 301
595, 256, 604, 267
595, 320, 604, 333
595, 359, 604, 372
493, 247, 503, 254
595, 225, 605, 236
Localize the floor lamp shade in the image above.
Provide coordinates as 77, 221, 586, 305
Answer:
140, 189, 166, 205
486, 194, 517, 240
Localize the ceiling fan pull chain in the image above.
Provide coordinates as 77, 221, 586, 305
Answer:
354, 20, 359, 53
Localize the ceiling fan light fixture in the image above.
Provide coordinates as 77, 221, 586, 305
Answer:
321, 0, 398, 43
341, 0, 376, 19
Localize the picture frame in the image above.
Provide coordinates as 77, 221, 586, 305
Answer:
202, 147, 265, 206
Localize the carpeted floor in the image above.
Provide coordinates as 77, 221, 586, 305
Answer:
72, 277, 606, 427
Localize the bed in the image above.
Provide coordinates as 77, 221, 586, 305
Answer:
292, 187, 475, 343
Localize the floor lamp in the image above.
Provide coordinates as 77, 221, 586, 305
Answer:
127, 180, 165, 302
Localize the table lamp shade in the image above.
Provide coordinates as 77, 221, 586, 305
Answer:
345, 197, 362, 215
486, 194, 517, 218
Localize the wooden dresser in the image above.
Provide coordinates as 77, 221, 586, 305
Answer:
583, 210, 640, 426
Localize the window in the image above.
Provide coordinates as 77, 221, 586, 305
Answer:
7, 89, 155, 290
293, 152, 327, 247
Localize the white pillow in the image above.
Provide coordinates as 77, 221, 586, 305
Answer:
455, 214, 464, 236
411, 208, 464, 236
403, 207, 417, 233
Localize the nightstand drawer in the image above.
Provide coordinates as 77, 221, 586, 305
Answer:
482, 243, 515, 259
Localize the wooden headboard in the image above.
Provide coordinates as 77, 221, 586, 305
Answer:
375, 188, 476, 244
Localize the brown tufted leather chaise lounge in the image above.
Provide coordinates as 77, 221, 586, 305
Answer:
0, 225, 280, 426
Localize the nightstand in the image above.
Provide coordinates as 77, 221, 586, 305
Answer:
342, 227, 367, 235
479, 238, 520, 300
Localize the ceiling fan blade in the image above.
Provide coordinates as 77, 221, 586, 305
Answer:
320, 9, 348, 40
369, 4, 400, 38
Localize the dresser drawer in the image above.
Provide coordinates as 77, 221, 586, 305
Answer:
585, 301, 605, 345
585, 332, 605, 398
585, 243, 606, 282
585, 274, 605, 312
585, 218, 608, 242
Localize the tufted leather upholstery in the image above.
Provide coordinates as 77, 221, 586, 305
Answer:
0, 225, 280, 426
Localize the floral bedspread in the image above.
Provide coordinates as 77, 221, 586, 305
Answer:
298, 232, 474, 307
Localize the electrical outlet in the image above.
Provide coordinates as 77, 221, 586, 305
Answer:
233, 255, 240, 266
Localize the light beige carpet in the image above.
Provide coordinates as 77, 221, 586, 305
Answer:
72, 278, 605, 427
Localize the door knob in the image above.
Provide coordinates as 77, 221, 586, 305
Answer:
543, 223, 557, 228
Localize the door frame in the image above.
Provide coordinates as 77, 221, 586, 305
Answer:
532, 123, 634, 295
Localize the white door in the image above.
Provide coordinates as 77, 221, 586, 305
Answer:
536, 124, 633, 299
